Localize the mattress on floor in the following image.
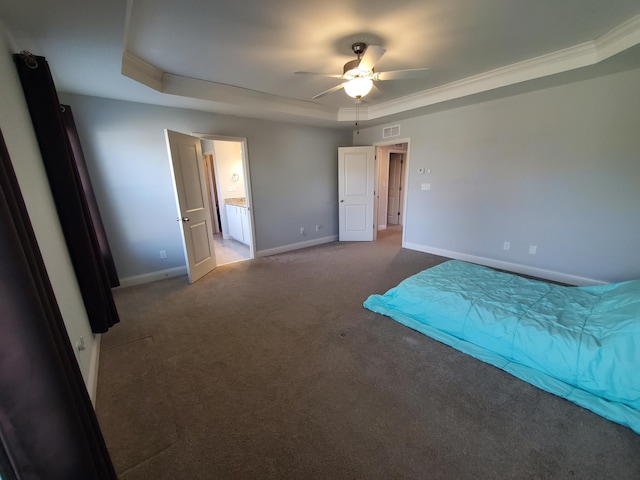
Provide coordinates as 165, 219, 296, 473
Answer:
363, 260, 640, 434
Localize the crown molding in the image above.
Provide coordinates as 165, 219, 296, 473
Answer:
341, 14, 640, 122
595, 13, 640, 61
357, 42, 597, 121
121, 14, 640, 124
121, 50, 163, 91
161, 73, 337, 120
121, 51, 339, 121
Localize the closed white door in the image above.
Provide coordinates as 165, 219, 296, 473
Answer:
338, 146, 376, 241
387, 153, 403, 225
165, 130, 217, 283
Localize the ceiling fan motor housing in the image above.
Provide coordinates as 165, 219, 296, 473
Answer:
343, 58, 362, 76
343, 42, 369, 76
351, 42, 367, 55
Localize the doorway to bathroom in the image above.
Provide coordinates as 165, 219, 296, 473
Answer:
200, 136, 254, 266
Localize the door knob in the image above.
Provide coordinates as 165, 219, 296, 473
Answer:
177, 217, 190, 222
340, 200, 344, 203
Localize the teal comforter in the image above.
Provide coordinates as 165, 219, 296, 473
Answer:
363, 260, 640, 434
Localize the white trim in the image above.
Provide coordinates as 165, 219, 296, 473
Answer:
257, 235, 337, 257
342, 15, 640, 122
372, 138, 411, 247
372, 136, 412, 147
403, 242, 604, 286
87, 334, 101, 406
378, 224, 387, 231
595, 13, 640, 61
121, 13, 640, 125
162, 73, 337, 119
117, 265, 187, 288
363, 43, 597, 120
121, 51, 163, 92
196, 134, 256, 261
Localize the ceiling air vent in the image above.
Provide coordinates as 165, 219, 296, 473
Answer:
382, 125, 400, 138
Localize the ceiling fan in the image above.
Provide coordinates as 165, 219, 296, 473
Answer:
295, 42, 429, 101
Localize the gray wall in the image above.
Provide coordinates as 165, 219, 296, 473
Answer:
356, 68, 640, 284
59, 93, 352, 280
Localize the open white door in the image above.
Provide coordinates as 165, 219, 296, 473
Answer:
165, 130, 217, 283
338, 146, 376, 241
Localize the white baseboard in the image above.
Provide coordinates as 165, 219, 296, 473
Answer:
117, 265, 188, 288
257, 235, 338, 257
87, 334, 100, 406
378, 224, 387, 230
403, 242, 604, 286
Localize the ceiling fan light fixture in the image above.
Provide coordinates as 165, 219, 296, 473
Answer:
298, 42, 428, 101
344, 77, 373, 99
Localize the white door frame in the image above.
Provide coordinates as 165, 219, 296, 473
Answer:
374, 138, 411, 247
195, 134, 255, 260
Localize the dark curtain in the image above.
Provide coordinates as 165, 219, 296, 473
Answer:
60, 104, 120, 287
13, 52, 119, 333
0, 129, 117, 479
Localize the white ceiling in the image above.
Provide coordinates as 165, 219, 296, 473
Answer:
2, 0, 640, 128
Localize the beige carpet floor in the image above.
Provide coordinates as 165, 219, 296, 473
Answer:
97, 228, 640, 479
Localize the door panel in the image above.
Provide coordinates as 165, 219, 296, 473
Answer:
338, 146, 375, 241
165, 130, 217, 283
345, 205, 367, 231
188, 221, 212, 264
180, 144, 205, 211
345, 156, 368, 195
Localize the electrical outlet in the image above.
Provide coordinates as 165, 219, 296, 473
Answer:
160, 250, 167, 259
421, 183, 431, 191
315, 224, 322, 232
529, 245, 537, 255
503, 242, 510, 251
300, 227, 305, 235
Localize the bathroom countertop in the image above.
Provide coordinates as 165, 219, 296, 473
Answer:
225, 197, 246, 207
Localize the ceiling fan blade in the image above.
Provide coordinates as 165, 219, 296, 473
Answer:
294, 71, 343, 79
359, 45, 386, 72
312, 83, 345, 99
375, 68, 430, 81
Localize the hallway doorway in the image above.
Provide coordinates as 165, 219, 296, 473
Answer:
375, 142, 408, 238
